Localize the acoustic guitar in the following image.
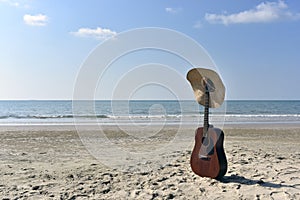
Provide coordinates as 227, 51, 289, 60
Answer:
187, 68, 227, 179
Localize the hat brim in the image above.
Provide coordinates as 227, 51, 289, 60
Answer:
187, 68, 225, 108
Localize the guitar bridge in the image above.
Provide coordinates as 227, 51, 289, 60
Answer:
199, 155, 211, 161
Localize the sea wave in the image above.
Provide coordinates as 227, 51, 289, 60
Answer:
1, 113, 300, 119
0, 114, 109, 119
0, 113, 300, 125
224, 114, 300, 117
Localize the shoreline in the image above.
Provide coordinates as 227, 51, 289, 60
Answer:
1, 121, 300, 130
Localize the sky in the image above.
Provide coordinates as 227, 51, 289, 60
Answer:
1, 0, 300, 100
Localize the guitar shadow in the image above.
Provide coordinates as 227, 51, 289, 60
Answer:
219, 175, 294, 189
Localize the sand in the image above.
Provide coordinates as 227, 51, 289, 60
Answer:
0, 124, 299, 199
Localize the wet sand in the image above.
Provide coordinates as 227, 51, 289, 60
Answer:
0, 124, 299, 199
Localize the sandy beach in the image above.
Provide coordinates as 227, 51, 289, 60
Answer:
0, 124, 299, 199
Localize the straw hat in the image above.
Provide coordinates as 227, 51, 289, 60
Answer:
186, 68, 225, 108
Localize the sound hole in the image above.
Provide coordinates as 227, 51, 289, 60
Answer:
202, 136, 214, 155
202, 137, 209, 146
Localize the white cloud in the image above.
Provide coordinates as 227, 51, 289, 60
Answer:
0, 0, 19, 7
23, 14, 48, 26
165, 7, 182, 14
0, 0, 30, 8
205, 0, 300, 25
70, 27, 117, 40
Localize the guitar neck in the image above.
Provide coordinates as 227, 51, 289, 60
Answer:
203, 90, 210, 135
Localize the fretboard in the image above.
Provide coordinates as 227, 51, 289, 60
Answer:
203, 90, 209, 136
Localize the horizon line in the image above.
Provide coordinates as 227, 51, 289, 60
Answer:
0, 99, 299, 101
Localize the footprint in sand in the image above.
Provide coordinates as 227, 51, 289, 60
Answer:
270, 191, 291, 200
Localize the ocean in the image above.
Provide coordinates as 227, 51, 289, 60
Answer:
0, 100, 299, 126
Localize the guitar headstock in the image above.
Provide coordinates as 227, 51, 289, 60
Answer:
203, 77, 216, 93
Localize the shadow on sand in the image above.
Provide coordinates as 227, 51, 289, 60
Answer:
220, 175, 294, 189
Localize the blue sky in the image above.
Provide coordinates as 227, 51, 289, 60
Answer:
1, 0, 300, 100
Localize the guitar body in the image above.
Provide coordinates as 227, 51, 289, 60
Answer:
190, 127, 227, 179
